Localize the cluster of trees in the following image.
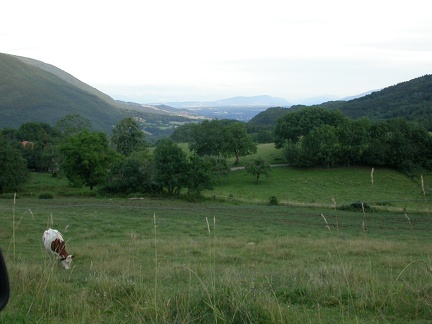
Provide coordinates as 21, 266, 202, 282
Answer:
103, 119, 260, 196
0, 115, 261, 196
2, 106, 430, 196
171, 119, 257, 164
275, 107, 432, 173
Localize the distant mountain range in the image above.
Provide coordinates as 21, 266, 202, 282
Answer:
160, 95, 291, 109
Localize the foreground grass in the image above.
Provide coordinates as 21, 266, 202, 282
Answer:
0, 195, 431, 323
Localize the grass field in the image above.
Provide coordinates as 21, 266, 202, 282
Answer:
0, 155, 431, 322
211, 166, 430, 211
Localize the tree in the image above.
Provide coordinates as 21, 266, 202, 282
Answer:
302, 125, 340, 167
363, 118, 432, 172
101, 151, 154, 195
255, 130, 274, 144
203, 155, 231, 177
154, 138, 188, 195
189, 120, 227, 157
282, 139, 303, 166
111, 117, 147, 156
274, 107, 347, 148
56, 114, 91, 137
189, 120, 257, 165
226, 122, 257, 165
245, 157, 272, 184
170, 123, 196, 142
0, 136, 29, 194
185, 155, 214, 198
17, 122, 62, 171
59, 130, 122, 190
337, 118, 371, 166
0, 128, 19, 142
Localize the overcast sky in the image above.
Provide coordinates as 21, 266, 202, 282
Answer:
2, 0, 431, 104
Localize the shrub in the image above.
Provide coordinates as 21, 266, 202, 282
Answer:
339, 201, 371, 211
268, 195, 279, 205
38, 192, 54, 199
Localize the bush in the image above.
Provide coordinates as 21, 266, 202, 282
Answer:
268, 195, 278, 205
38, 192, 54, 199
339, 201, 370, 211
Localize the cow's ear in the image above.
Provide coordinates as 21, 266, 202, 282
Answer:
71, 255, 75, 259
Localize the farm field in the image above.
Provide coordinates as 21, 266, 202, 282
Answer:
0, 174, 431, 322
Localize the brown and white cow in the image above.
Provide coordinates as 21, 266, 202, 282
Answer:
42, 228, 74, 269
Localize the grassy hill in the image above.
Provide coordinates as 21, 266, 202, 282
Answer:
302, 75, 432, 130
0, 53, 130, 133
14, 55, 120, 108
337, 74, 432, 128
0, 53, 195, 139
251, 75, 432, 130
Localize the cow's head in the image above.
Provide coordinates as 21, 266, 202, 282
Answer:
61, 255, 74, 270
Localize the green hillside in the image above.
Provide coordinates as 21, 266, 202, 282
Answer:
0, 53, 195, 139
286, 74, 432, 130
339, 74, 432, 129
247, 107, 288, 126
0, 53, 131, 133
13, 55, 119, 107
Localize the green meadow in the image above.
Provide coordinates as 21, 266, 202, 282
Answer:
0, 146, 431, 322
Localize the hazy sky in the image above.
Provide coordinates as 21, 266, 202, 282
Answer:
2, 0, 431, 104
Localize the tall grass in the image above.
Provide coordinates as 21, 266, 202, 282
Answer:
153, 212, 158, 322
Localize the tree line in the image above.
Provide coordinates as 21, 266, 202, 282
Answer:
0, 115, 262, 197
274, 107, 432, 173
1, 107, 430, 196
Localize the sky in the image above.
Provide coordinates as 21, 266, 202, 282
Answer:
2, 0, 432, 104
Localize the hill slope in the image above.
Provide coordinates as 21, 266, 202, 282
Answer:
13, 55, 119, 107
0, 53, 129, 132
0, 53, 197, 137
337, 74, 432, 129
254, 75, 432, 130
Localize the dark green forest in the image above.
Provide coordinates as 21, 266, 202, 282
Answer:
273, 107, 432, 173
288, 74, 432, 130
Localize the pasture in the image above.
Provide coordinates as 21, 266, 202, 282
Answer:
0, 167, 431, 323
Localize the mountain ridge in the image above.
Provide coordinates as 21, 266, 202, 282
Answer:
252, 74, 432, 131
0, 53, 195, 138
152, 95, 291, 109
